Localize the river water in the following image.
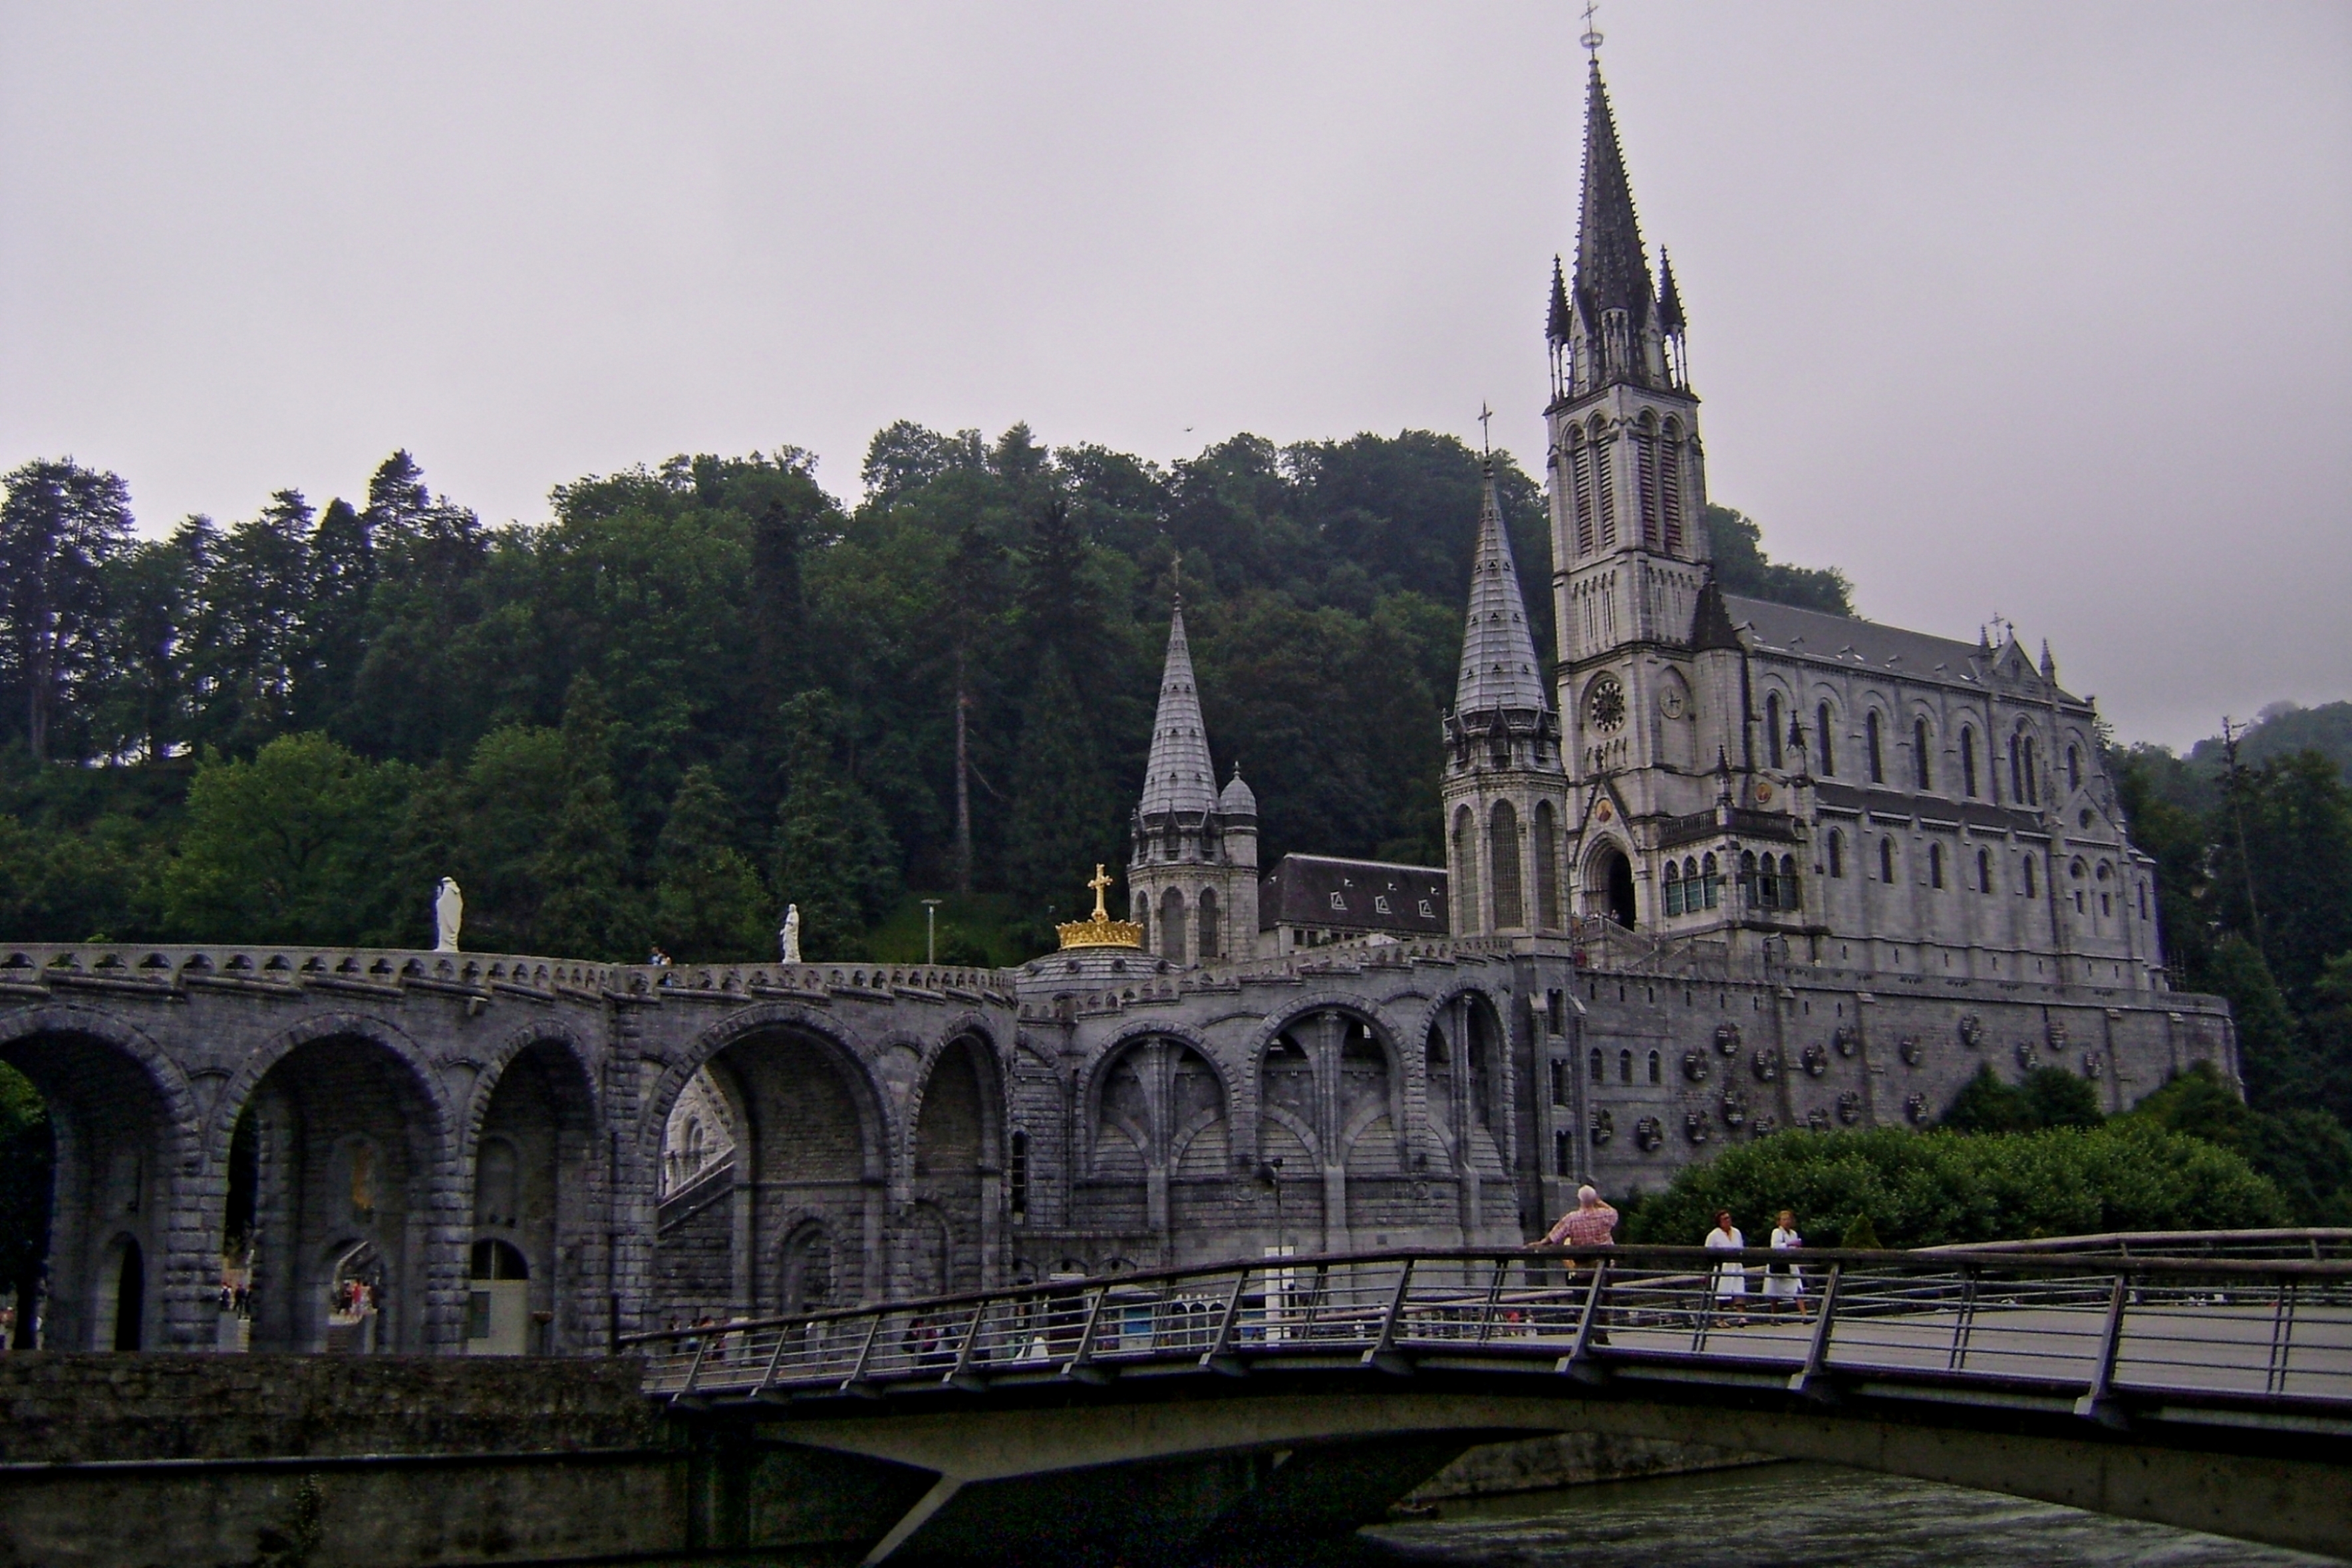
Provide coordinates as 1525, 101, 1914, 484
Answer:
1349, 1461, 2334, 1567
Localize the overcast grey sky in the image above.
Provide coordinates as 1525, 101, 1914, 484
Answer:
3, 2, 2346, 749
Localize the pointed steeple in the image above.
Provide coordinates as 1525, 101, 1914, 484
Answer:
1572, 62, 1656, 330
1656, 248, 1685, 332
1453, 467, 1549, 718
1545, 255, 1573, 344
1138, 600, 1218, 817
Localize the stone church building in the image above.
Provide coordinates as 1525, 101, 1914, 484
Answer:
0, 57, 2230, 1357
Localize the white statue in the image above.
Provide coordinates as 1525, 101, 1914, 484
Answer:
780, 904, 802, 965
433, 878, 464, 953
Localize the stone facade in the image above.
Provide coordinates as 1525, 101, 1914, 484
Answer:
0, 57, 2233, 1363
0, 932, 2234, 1356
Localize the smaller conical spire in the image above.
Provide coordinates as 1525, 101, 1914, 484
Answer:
1453, 467, 1550, 717
1657, 249, 1685, 332
1546, 255, 1573, 344
1138, 600, 1218, 817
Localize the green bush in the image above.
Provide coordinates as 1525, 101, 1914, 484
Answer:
1616, 1122, 2287, 1249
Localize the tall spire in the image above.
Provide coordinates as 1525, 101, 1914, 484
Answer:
1572, 62, 1656, 330
1453, 467, 1549, 717
1138, 600, 1218, 817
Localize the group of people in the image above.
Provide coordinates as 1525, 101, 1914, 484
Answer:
1536, 1188, 1815, 1326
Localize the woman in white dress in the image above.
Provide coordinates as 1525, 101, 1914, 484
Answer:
1765, 1209, 1806, 1318
1703, 1210, 1747, 1325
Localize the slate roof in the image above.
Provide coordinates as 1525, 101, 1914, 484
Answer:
1719, 594, 2079, 704
1453, 469, 1550, 717
1138, 602, 1219, 817
1258, 854, 1449, 936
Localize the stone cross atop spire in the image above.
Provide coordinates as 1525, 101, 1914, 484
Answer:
1453, 468, 1549, 718
1138, 600, 1218, 817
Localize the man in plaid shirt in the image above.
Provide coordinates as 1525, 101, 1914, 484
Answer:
1539, 1185, 1618, 1248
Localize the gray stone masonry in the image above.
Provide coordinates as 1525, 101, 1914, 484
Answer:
0, 934, 2234, 1357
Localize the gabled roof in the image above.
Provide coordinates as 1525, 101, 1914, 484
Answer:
1452, 468, 1550, 717
1719, 594, 2080, 703
1138, 602, 1219, 817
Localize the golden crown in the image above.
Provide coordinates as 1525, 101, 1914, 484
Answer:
1057, 863, 1143, 950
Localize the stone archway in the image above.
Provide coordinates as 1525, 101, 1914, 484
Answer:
0, 1015, 193, 1351
227, 1033, 448, 1354
1590, 843, 1637, 928
468, 1039, 599, 1355
909, 1036, 998, 1297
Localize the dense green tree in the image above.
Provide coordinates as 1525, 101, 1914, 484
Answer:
155, 733, 411, 944
772, 691, 900, 960
530, 679, 643, 961
2126, 1063, 2352, 1225
0, 459, 137, 761
1701, 505, 1854, 617
186, 489, 316, 751
1002, 652, 1119, 920
1619, 1122, 2285, 1249
653, 764, 772, 962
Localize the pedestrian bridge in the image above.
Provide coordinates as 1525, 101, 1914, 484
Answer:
630, 1236, 2352, 1563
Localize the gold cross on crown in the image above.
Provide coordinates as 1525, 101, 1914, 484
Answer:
1088, 864, 1115, 920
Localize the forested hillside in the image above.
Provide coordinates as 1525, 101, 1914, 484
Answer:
0, 429, 1841, 964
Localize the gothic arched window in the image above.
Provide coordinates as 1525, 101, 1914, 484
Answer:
1817, 703, 1837, 776
1978, 848, 1993, 893
1663, 859, 1684, 918
1451, 805, 1479, 933
1569, 432, 1597, 557
1867, 712, 1886, 784
1929, 842, 1945, 889
1700, 852, 1720, 908
1635, 413, 1663, 550
2023, 855, 2038, 898
1826, 830, 1844, 880
1961, 727, 1978, 798
1489, 799, 1523, 930
1591, 418, 1618, 550
1766, 694, 1784, 769
1197, 887, 1221, 961
1780, 854, 1801, 910
1619, 1048, 1634, 1085
1533, 801, 1562, 929
1914, 718, 1933, 789
1589, 1046, 1604, 1084
1660, 418, 1686, 553
1159, 887, 1187, 966
1648, 1049, 1662, 1084
2067, 745, 2083, 793
1880, 839, 1896, 884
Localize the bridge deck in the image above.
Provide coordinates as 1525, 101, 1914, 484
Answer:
631, 1247, 2352, 1436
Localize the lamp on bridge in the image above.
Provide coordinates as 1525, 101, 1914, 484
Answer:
1057, 864, 1143, 950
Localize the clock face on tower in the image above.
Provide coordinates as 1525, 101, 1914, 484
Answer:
1588, 676, 1628, 733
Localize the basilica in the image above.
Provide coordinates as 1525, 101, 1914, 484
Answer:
1129, 60, 2163, 999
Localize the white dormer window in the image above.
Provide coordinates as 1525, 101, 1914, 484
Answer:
1329, 892, 1347, 911
1374, 896, 1392, 914
1418, 899, 1434, 917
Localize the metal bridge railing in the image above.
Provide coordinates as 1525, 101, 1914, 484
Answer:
621, 1245, 2352, 1433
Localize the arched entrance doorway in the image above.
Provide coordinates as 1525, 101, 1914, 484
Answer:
1592, 845, 1637, 928
0, 1031, 179, 1351
227, 1034, 444, 1353
466, 1239, 531, 1356
910, 1037, 1000, 1296
653, 1027, 881, 1325
470, 1041, 597, 1355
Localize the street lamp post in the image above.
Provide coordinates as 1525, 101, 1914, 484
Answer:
922, 898, 943, 966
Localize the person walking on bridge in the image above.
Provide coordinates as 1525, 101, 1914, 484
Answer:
1705, 1211, 1749, 1327
1536, 1185, 1618, 1251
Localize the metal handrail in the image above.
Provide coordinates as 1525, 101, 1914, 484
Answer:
619, 1243, 2352, 1349
620, 1243, 2352, 1439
